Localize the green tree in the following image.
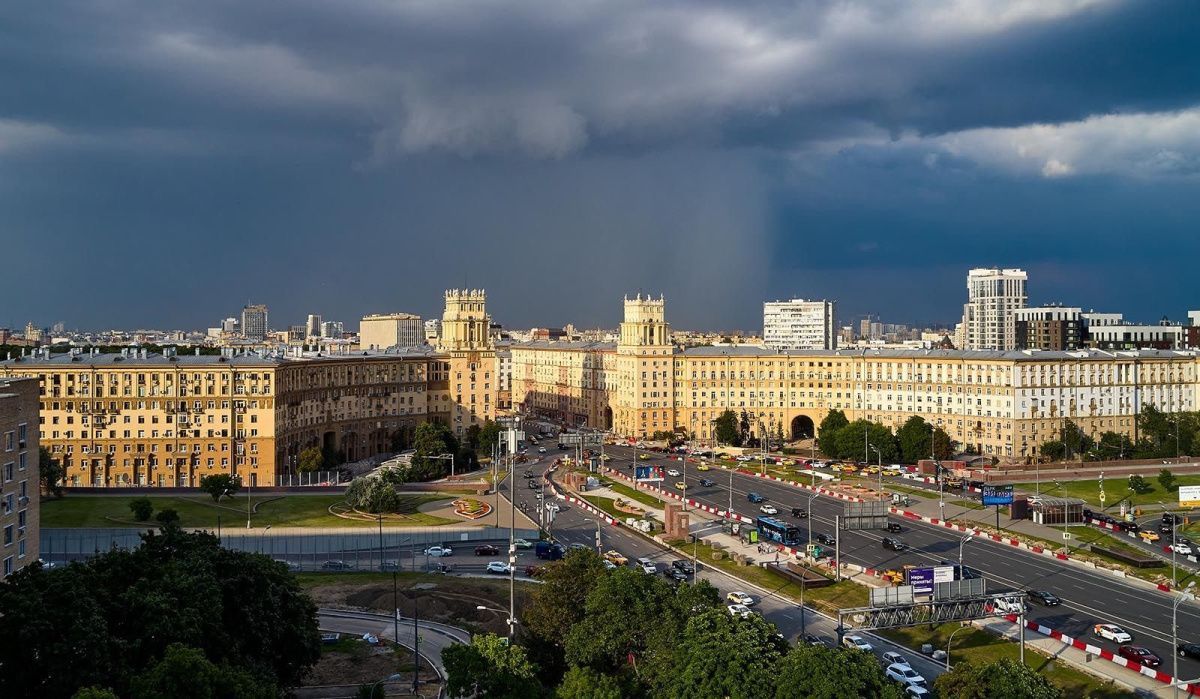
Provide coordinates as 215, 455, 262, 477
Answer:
298, 447, 324, 473
651, 609, 785, 699
817, 410, 849, 456
739, 410, 751, 441
1128, 474, 1153, 495
411, 422, 460, 481
831, 420, 896, 462
525, 549, 609, 648
464, 424, 483, 453
443, 634, 540, 698
155, 508, 180, 526
72, 688, 120, 699
933, 427, 955, 460
39, 446, 65, 498
1159, 468, 1177, 492
1095, 431, 1133, 461
773, 643, 904, 699
713, 410, 741, 447
478, 420, 503, 455
130, 642, 274, 699
556, 666, 624, 699
1059, 420, 1094, 459
199, 473, 240, 502
0, 526, 320, 696
934, 658, 1062, 699
896, 416, 931, 464
1039, 440, 1066, 461
345, 476, 401, 513
129, 498, 154, 522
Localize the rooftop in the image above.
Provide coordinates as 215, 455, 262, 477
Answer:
0, 347, 442, 369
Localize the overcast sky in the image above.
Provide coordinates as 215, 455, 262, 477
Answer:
3, 1, 1198, 332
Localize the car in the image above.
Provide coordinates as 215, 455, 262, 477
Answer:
885, 663, 927, 688
1094, 623, 1133, 643
667, 468, 681, 477
815, 532, 836, 546
639, 453, 651, 460
603, 550, 628, 566
747, 492, 765, 503
992, 597, 1025, 614
801, 633, 826, 647
567, 542, 588, 551
486, 561, 512, 574
727, 604, 753, 618
1027, 590, 1061, 606
602, 559, 617, 570
639, 560, 658, 574
475, 544, 500, 556
1171, 542, 1195, 555
538, 447, 547, 454
760, 504, 779, 515
513, 538, 533, 549
664, 568, 689, 583
699, 478, 715, 487
674, 481, 687, 490
905, 686, 932, 698
882, 537, 907, 551
886, 522, 903, 533
1164, 513, 1184, 525
881, 651, 908, 666
528, 480, 541, 490
1118, 645, 1162, 668
1117, 521, 1141, 533
322, 560, 353, 570
842, 635, 873, 652
791, 507, 809, 518
726, 591, 754, 606
1177, 642, 1200, 660
672, 560, 695, 574
1139, 530, 1161, 543
545, 502, 561, 512
424, 545, 453, 557
696, 464, 710, 471
274, 559, 302, 572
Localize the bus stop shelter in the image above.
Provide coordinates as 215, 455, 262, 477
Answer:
1027, 496, 1087, 526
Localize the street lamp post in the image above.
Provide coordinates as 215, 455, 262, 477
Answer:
369, 673, 403, 698
946, 623, 970, 670
959, 534, 973, 567
586, 518, 601, 554
1174, 582, 1196, 699
869, 445, 883, 499
476, 604, 516, 643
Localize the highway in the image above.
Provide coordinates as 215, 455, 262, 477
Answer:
600, 444, 1200, 680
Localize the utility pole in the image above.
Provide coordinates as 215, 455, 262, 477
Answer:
834, 514, 841, 582
508, 428, 516, 644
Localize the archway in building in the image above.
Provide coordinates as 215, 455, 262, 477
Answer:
790, 415, 815, 441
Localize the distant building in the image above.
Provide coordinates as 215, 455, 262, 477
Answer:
360, 313, 424, 350
241, 304, 269, 341
0, 377, 39, 580
424, 319, 441, 344
530, 328, 567, 341
962, 267, 1027, 350
838, 326, 855, 346
1087, 320, 1183, 350
496, 348, 512, 410
22, 323, 43, 344
305, 314, 322, 338
1013, 306, 1083, 351
220, 317, 239, 334
1188, 311, 1200, 350
51, 322, 65, 335
320, 321, 343, 339
763, 299, 836, 350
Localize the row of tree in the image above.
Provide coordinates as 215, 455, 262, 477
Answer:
711, 410, 785, 449
1041, 406, 1200, 462
443, 548, 1061, 698
0, 525, 321, 697
816, 410, 955, 464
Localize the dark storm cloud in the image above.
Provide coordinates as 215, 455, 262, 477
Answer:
1, 1, 1198, 330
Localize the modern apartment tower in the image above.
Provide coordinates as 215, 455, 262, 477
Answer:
763, 299, 836, 350
360, 313, 424, 350
0, 377, 38, 579
962, 268, 1027, 350
241, 304, 269, 341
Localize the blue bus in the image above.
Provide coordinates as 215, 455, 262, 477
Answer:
756, 516, 801, 546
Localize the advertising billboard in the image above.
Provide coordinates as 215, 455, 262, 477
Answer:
1180, 485, 1200, 508
635, 465, 664, 483
981, 484, 1014, 506
933, 565, 956, 584
907, 567, 935, 594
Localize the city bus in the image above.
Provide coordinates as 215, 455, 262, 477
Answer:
756, 516, 802, 547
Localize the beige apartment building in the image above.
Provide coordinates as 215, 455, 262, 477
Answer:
0, 291, 496, 489
359, 313, 425, 350
1, 377, 38, 579
511, 296, 1200, 461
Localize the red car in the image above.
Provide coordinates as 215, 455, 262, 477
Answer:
1118, 645, 1162, 668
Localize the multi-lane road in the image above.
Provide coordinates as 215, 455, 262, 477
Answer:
598, 444, 1200, 681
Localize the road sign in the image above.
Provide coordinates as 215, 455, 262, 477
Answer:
981, 484, 1014, 506
1180, 485, 1200, 508
1062, 532, 1072, 540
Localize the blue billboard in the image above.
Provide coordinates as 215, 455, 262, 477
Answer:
635, 465, 664, 482
907, 567, 934, 594
981, 484, 1014, 506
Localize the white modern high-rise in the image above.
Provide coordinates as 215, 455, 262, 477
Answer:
961, 268, 1027, 350
305, 314, 322, 338
762, 299, 836, 350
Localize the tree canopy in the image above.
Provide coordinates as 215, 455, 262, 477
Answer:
0, 526, 320, 697
198, 473, 240, 502
297, 447, 324, 473
934, 659, 1062, 699
443, 634, 540, 698
713, 410, 741, 447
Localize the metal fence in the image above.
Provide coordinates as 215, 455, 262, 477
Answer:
274, 471, 344, 487
40, 526, 541, 573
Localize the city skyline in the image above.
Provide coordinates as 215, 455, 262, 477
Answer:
2, 2, 1199, 330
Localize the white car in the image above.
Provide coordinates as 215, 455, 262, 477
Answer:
545, 502, 561, 512
759, 504, 779, 515
881, 651, 907, 667
602, 559, 617, 570
639, 561, 657, 574
667, 468, 681, 477
1093, 623, 1132, 643
885, 663, 926, 688
538, 447, 547, 454
905, 686, 932, 698
992, 597, 1025, 614
842, 635, 873, 652
727, 604, 753, 618
485, 561, 512, 574
423, 545, 453, 557
810, 461, 827, 469
726, 591, 754, 606
1171, 542, 1194, 555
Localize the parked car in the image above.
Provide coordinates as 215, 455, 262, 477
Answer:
475, 544, 500, 556
791, 507, 809, 518
1094, 623, 1133, 643
726, 591, 754, 606
423, 545, 453, 557
322, 560, 353, 571
1027, 590, 1061, 606
882, 537, 907, 551
842, 635, 873, 652
1118, 645, 1162, 668
760, 504, 779, 515
485, 561, 512, 575
699, 478, 716, 487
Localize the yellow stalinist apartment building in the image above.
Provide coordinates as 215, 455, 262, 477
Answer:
511, 296, 1200, 462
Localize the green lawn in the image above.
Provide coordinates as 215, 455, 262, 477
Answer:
1012, 472, 1200, 511
878, 623, 1132, 699
598, 477, 672, 509
40, 493, 460, 528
